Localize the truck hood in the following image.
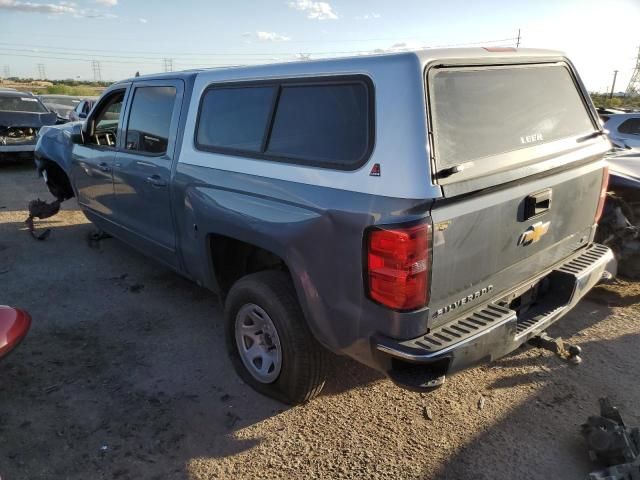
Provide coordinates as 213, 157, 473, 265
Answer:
607, 148, 640, 189
0, 111, 58, 128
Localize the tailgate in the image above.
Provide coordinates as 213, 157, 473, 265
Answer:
424, 60, 610, 326
428, 160, 607, 326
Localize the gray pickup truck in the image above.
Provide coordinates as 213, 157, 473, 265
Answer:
35, 48, 615, 404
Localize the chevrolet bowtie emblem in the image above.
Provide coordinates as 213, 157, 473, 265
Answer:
519, 221, 550, 246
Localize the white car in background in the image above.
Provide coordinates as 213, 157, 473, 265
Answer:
603, 113, 640, 148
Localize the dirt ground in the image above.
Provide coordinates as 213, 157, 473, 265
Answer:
1, 160, 639, 480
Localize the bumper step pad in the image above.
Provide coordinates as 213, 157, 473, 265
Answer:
407, 304, 514, 353
391, 244, 613, 357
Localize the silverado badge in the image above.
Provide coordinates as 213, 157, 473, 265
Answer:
432, 285, 494, 318
519, 221, 550, 246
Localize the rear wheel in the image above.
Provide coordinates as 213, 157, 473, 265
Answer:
224, 271, 328, 404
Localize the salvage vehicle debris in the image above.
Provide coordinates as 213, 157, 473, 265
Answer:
0, 90, 58, 161
24, 198, 61, 241
596, 148, 640, 279
582, 398, 640, 480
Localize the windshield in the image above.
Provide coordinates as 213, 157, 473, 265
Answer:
429, 64, 596, 171
40, 96, 81, 108
0, 95, 49, 113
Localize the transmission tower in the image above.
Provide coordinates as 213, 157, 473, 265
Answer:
626, 46, 640, 97
163, 58, 174, 72
92, 60, 102, 82
2, 65, 9, 78
37, 63, 46, 79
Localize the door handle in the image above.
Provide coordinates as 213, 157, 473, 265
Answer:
524, 188, 552, 220
145, 175, 167, 187
98, 162, 111, 173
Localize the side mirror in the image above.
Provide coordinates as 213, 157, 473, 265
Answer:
79, 112, 87, 119
71, 122, 86, 145
84, 118, 95, 139
70, 132, 84, 144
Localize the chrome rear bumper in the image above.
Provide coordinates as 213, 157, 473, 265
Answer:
374, 243, 615, 390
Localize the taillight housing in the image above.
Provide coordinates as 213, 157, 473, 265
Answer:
594, 166, 610, 223
365, 222, 431, 311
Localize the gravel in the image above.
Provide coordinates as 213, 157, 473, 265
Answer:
1, 161, 638, 480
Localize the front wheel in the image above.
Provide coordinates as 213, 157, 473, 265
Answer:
224, 271, 328, 404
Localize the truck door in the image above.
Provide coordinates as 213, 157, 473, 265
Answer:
112, 79, 184, 268
71, 86, 129, 218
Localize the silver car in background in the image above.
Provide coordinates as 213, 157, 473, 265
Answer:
38, 95, 83, 121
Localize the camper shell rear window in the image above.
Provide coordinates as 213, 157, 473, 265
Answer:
427, 63, 597, 180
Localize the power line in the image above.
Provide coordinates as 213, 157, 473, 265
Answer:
0, 51, 244, 67
0, 46, 270, 62
0, 37, 519, 59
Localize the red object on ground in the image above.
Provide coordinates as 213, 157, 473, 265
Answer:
0, 306, 31, 358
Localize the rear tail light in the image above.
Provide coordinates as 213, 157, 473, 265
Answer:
594, 166, 610, 223
366, 223, 431, 311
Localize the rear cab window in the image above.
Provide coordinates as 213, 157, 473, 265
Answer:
427, 63, 597, 183
195, 76, 373, 170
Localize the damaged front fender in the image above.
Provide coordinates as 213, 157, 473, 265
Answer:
34, 122, 81, 201
35, 121, 82, 175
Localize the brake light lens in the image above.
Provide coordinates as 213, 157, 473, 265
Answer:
594, 167, 610, 223
366, 223, 431, 310
482, 47, 517, 52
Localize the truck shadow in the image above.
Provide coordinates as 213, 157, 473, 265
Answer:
0, 216, 384, 479
427, 300, 640, 480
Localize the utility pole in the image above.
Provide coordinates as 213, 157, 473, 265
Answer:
2, 65, 9, 78
163, 58, 174, 72
516, 28, 521, 48
609, 70, 619, 99
91, 60, 102, 82
37, 63, 46, 80
625, 46, 640, 97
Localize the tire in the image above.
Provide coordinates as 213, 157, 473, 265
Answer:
224, 270, 328, 404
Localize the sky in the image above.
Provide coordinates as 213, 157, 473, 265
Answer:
0, 0, 638, 92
